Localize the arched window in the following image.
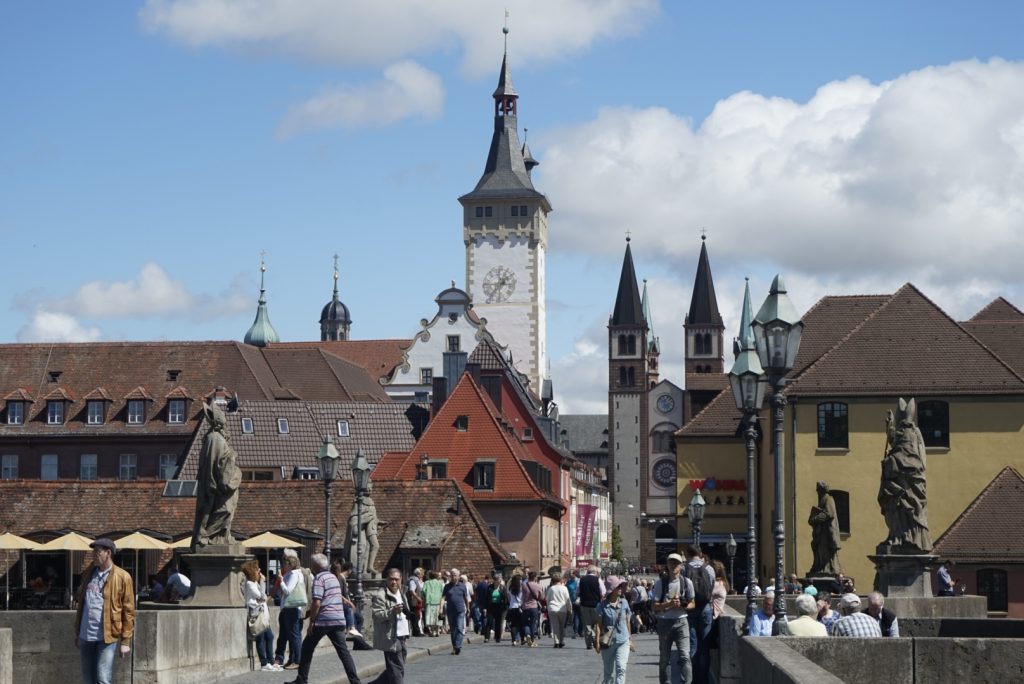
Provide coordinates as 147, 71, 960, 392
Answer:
627, 335, 637, 355
918, 400, 949, 448
694, 333, 706, 355
618, 334, 628, 355
817, 402, 849, 448
702, 333, 712, 355
626, 367, 635, 387
977, 569, 1008, 612
653, 430, 675, 453
619, 367, 628, 387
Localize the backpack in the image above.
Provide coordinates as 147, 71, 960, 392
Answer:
684, 561, 713, 608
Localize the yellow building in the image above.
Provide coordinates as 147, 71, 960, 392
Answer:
677, 285, 1024, 591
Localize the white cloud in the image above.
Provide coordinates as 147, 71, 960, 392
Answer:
545, 59, 1024, 410
17, 311, 102, 343
277, 61, 444, 138
538, 59, 1024, 305
139, 0, 658, 77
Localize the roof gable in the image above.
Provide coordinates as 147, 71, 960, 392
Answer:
933, 467, 1024, 562
969, 297, 1024, 322
787, 284, 1024, 396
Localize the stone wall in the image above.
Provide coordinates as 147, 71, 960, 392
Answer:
900, 617, 1024, 637
782, 637, 913, 683
739, 636, 845, 684
0, 628, 11, 684
724, 594, 986, 618
0, 609, 253, 684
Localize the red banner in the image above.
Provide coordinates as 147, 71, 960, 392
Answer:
575, 504, 597, 557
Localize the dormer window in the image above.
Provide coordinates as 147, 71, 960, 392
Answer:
455, 415, 469, 432
523, 427, 534, 441
47, 401, 65, 425
87, 401, 105, 425
167, 399, 186, 424
127, 400, 146, 425
6, 401, 24, 425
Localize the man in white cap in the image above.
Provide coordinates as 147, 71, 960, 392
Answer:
831, 593, 881, 637
651, 553, 693, 684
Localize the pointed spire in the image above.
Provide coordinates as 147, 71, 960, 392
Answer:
686, 235, 723, 326
734, 277, 756, 358
611, 239, 645, 327
245, 253, 280, 347
522, 127, 538, 174
641, 279, 655, 334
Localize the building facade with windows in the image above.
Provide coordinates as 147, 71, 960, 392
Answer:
677, 286, 1024, 590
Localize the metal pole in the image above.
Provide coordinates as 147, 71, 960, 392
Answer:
324, 478, 333, 559
354, 491, 365, 616
728, 555, 735, 593
694, 519, 701, 553
743, 411, 759, 635
771, 383, 787, 635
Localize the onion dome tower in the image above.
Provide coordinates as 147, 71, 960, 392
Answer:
320, 255, 352, 341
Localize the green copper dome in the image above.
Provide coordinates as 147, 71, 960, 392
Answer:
244, 261, 280, 347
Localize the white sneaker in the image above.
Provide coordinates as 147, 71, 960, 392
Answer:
260, 664, 276, 672
271, 664, 284, 672
348, 628, 363, 638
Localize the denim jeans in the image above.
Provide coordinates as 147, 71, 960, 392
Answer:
447, 609, 466, 650
79, 640, 118, 684
657, 616, 692, 684
508, 608, 524, 642
253, 627, 275, 666
689, 603, 713, 684
472, 604, 485, 633
573, 608, 583, 636
275, 606, 303, 665
487, 607, 506, 642
522, 606, 540, 640
601, 640, 630, 684
295, 625, 361, 684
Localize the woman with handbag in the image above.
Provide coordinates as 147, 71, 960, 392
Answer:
241, 560, 281, 672
593, 576, 635, 684
506, 574, 525, 646
274, 553, 307, 670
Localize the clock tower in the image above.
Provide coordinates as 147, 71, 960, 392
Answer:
459, 31, 551, 387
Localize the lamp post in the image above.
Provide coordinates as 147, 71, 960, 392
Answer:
726, 533, 737, 592
751, 275, 803, 635
729, 277, 769, 634
417, 453, 429, 481
350, 449, 372, 616
687, 489, 706, 552
317, 436, 340, 559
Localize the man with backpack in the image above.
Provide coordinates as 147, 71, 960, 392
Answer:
652, 553, 694, 684
684, 545, 715, 684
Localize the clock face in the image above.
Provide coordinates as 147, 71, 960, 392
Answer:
483, 265, 517, 303
657, 394, 675, 414
652, 458, 677, 488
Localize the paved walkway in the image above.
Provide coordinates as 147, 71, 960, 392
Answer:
221, 629, 673, 683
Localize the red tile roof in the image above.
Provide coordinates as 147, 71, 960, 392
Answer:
677, 385, 742, 437
933, 467, 1024, 563
0, 341, 388, 438
82, 387, 114, 402
684, 373, 729, 392
786, 284, 1024, 396
969, 297, 1024, 322
268, 340, 411, 382
3, 388, 33, 402
0, 479, 507, 578
790, 295, 890, 376
961, 321, 1024, 377
373, 375, 561, 507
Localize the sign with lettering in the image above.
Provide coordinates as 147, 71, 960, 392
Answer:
687, 478, 746, 492
575, 504, 597, 557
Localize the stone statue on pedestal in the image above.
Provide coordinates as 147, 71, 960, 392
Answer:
345, 482, 380, 579
191, 402, 243, 550
878, 397, 932, 552
808, 480, 841, 575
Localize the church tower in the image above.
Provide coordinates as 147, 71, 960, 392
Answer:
683, 236, 726, 421
244, 255, 280, 348
459, 27, 551, 387
608, 239, 650, 561
319, 255, 352, 341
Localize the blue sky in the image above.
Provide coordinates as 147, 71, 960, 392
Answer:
4, 1, 1024, 412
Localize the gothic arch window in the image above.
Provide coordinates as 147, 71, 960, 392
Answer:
702, 332, 712, 355
977, 569, 1008, 612
618, 334, 628, 355
817, 402, 849, 448
626, 367, 635, 386
918, 400, 950, 448
619, 367, 628, 387
694, 334, 706, 355
627, 335, 637, 355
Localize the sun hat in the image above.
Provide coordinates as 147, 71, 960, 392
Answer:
605, 575, 625, 593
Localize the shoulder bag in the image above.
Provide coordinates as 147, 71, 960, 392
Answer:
599, 600, 624, 648
247, 584, 272, 638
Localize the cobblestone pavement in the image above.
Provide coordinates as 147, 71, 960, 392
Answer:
219, 628, 673, 683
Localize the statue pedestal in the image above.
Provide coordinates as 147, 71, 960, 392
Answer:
182, 545, 252, 607
805, 576, 838, 595
869, 549, 938, 598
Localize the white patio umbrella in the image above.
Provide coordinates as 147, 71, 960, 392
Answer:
242, 532, 303, 592
113, 532, 170, 598
0, 532, 39, 610
34, 531, 94, 608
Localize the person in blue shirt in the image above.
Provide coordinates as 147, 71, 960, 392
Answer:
566, 570, 581, 638
748, 591, 775, 636
594, 576, 635, 684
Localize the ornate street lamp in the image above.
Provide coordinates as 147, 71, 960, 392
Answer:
751, 275, 803, 635
729, 277, 768, 634
726, 533, 737, 593
350, 449, 372, 616
687, 489, 706, 552
317, 436, 340, 558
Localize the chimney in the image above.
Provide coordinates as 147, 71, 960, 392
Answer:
465, 362, 482, 385
443, 351, 467, 389
431, 376, 448, 417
